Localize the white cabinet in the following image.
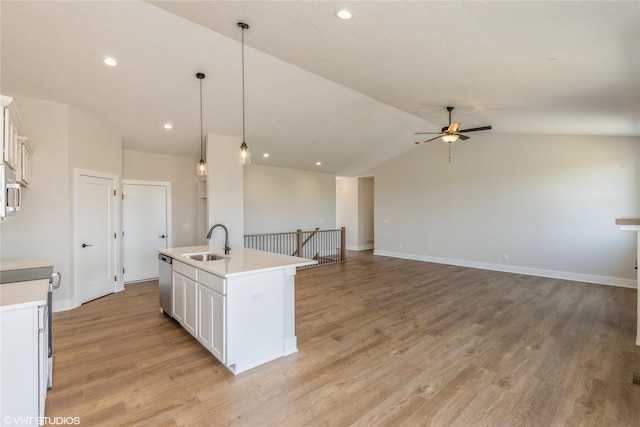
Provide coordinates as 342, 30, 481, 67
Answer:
198, 271, 226, 363
1, 303, 48, 426
171, 261, 198, 338
17, 136, 32, 186
2, 96, 20, 171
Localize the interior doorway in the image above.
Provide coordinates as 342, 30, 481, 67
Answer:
74, 169, 119, 305
122, 180, 171, 283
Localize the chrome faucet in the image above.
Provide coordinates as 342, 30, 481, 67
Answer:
206, 224, 231, 255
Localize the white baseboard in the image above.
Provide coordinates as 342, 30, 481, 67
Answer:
373, 250, 637, 289
347, 244, 374, 251
52, 299, 76, 313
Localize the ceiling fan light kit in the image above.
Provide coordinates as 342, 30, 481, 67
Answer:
414, 106, 492, 161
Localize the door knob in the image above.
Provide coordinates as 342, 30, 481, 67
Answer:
81, 243, 93, 248
158, 235, 166, 239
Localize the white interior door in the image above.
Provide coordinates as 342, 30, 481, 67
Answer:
76, 174, 117, 304
123, 182, 170, 283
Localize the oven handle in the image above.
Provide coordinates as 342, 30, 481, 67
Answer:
51, 272, 61, 290
6, 183, 21, 212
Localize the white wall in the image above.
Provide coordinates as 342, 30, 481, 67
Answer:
244, 164, 336, 234
69, 108, 122, 176
0, 96, 123, 310
206, 133, 245, 248
358, 177, 374, 249
370, 133, 639, 287
122, 150, 200, 247
336, 177, 359, 248
0, 97, 71, 307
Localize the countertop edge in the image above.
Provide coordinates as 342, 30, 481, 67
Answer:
158, 246, 317, 278
616, 218, 640, 225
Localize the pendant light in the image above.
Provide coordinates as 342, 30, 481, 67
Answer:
196, 72, 208, 177
238, 22, 251, 165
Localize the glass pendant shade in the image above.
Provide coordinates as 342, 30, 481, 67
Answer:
196, 158, 208, 176
239, 142, 251, 165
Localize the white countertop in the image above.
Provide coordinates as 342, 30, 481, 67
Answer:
158, 245, 316, 278
0, 279, 49, 309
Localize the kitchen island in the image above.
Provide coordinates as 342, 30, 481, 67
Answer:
158, 245, 315, 374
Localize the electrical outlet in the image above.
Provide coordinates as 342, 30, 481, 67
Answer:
251, 292, 264, 301
384, 219, 390, 224
400, 243, 404, 249
503, 253, 509, 260
183, 223, 190, 229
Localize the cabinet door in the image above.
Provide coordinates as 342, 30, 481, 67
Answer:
197, 284, 226, 363
172, 271, 185, 323
3, 108, 19, 171
197, 285, 213, 349
19, 139, 32, 186
183, 276, 198, 337
210, 291, 226, 363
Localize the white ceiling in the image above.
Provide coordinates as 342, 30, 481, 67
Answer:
2, 1, 639, 176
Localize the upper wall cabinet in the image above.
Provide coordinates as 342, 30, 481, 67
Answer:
17, 136, 32, 186
1, 96, 20, 171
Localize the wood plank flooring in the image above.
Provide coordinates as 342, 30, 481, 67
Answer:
45, 251, 640, 426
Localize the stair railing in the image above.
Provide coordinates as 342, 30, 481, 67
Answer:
244, 227, 346, 266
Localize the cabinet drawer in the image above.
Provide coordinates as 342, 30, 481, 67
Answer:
199, 270, 226, 295
173, 260, 197, 281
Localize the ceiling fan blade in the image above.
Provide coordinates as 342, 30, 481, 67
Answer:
414, 132, 442, 135
422, 135, 444, 143
459, 125, 492, 133
458, 134, 470, 141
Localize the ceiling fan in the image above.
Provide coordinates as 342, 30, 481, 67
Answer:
415, 106, 492, 144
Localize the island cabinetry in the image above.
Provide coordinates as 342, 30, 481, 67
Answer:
197, 270, 226, 362
172, 261, 198, 338
159, 245, 315, 374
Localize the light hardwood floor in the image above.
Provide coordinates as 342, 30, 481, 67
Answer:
46, 251, 640, 426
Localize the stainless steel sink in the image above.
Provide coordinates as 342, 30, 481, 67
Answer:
183, 252, 228, 262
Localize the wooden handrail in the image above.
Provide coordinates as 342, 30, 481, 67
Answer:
292, 227, 320, 257
244, 227, 347, 267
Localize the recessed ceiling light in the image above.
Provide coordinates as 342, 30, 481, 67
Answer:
316, 161, 322, 166
163, 123, 173, 130
104, 57, 118, 67
335, 9, 352, 20
263, 153, 270, 158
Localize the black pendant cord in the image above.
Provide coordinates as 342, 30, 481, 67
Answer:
196, 72, 206, 163
240, 22, 248, 145
200, 77, 204, 160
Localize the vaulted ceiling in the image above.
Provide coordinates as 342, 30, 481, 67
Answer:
2, 1, 639, 176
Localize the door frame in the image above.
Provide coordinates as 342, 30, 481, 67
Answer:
122, 179, 172, 282
73, 169, 122, 308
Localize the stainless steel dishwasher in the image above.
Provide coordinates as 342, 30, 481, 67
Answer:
158, 254, 172, 316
